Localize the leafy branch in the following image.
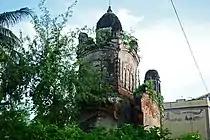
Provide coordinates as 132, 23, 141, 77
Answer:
96, 28, 112, 46
122, 31, 138, 52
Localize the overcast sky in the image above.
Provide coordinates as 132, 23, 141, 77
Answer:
2, 0, 210, 102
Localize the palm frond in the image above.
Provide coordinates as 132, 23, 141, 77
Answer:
0, 7, 33, 28
0, 26, 20, 46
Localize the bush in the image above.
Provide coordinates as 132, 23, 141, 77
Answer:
175, 133, 201, 140
0, 110, 202, 140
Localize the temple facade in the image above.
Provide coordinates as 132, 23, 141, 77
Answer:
77, 6, 162, 130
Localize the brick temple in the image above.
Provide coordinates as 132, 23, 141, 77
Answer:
77, 6, 162, 130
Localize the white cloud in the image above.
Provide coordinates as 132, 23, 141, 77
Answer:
10, 8, 210, 102
116, 9, 144, 31
10, 21, 36, 38
134, 19, 210, 102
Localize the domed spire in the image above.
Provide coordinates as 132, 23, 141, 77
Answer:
96, 6, 122, 31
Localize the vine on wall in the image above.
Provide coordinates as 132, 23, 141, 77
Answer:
77, 29, 139, 56
134, 80, 164, 120
122, 31, 138, 52
95, 28, 112, 46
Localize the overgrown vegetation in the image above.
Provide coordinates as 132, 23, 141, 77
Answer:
122, 31, 138, 52
0, 7, 33, 48
96, 28, 112, 46
134, 81, 164, 114
175, 133, 201, 140
75, 62, 115, 107
0, 0, 202, 140
0, 111, 201, 140
77, 28, 138, 53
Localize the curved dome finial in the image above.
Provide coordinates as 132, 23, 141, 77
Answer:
107, 6, 112, 13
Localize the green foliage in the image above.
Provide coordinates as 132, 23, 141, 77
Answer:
0, 109, 202, 140
0, 111, 84, 140
0, 0, 113, 126
77, 36, 96, 56
0, 7, 33, 105
96, 28, 112, 46
0, 111, 201, 140
0, 7, 33, 49
24, 0, 79, 125
0, 111, 174, 140
0, 5, 33, 107
24, 122, 85, 140
134, 81, 164, 120
0, 31, 33, 109
175, 133, 201, 140
75, 61, 114, 108
145, 81, 164, 113
0, 27, 21, 46
0, 7, 33, 27
0, 0, 79, 125
95, 29, 138, 52
122, 31, 138, 52
0, 109, 29, 140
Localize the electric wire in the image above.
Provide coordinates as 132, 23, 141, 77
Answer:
170, 0, 209, 93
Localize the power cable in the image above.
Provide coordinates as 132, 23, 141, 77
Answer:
170, 0, 209, 93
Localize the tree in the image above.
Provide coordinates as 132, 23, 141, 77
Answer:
0, 2, 203, 140
0, 0, 97, 126
22, 0, 79, 125
20, 0, 112, 126
0, 7, 33, 45
0, 7, 33, 108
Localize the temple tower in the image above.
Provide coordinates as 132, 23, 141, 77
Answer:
77, 6, 161, 130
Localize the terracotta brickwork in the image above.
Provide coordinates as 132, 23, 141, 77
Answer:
141, 93, 161, 128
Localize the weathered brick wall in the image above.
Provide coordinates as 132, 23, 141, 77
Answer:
141, 93, 161, 128
118, 43, 140, 92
